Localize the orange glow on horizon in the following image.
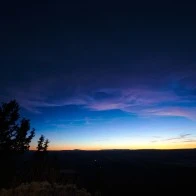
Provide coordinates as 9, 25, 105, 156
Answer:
30, 142, 196, 151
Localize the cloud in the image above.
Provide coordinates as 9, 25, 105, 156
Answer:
47, 117, 104, 129
163, 134, 191, 141
81, 89, 196, 120
6, 70, 196, 120
150, 134, 193, 143
139, 107, 196, 120
183, 139, 196, 143
8, 86, 196, 120
150, 140, 158, 143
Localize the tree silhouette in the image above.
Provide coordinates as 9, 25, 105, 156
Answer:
37, 135, 45, 151
14, 119, 35, 152
37, 135, 49, 152
43, 139, 49, 151
0, 100, 35, 153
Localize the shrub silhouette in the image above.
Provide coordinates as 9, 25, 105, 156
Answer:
0, 181, 91, 196
0, 100, 35, 153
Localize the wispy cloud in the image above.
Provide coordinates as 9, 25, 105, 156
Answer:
150, 134, 193, 143
183, 139, 196, 143
47, 117, 104, 129
150, 140, 158, 143
6, 71, 196, 120
163, 134, 191, 141
150, 133, 196, 143
140, 107, 196, 120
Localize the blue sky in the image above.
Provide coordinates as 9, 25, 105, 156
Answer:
0, 1, 196, 149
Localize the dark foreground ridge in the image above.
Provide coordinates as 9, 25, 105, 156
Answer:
1, 149, 196, 195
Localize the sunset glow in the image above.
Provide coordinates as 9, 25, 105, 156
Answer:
1, 1, 196, 150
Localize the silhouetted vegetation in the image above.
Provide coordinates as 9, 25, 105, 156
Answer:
0, 181, 91, 196
44, 139, 49, 151
0, 100, 35, 189
0, 101, 92, 195
37, 135, 49, 152
0, 100, 35, 153
37, 135, 45, 151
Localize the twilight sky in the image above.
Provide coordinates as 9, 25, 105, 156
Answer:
1, 1, 196, 150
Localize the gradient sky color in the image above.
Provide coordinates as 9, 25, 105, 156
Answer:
1, 1, 196, 150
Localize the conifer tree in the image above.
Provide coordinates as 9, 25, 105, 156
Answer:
0, 100, 35, 153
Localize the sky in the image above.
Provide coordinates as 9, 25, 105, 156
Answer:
0, 1, 196, 150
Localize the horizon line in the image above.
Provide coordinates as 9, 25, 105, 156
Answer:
29, 148, 196, 152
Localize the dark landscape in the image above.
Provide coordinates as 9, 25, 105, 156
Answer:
1, 149, 196, 195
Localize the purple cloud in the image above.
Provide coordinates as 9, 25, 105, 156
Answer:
5, 70, 196, 120
7, 85, 196, 120
139, 107, 196, 120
